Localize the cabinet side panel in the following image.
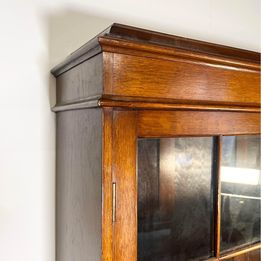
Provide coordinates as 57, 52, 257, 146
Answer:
56, 53, 103, 105
56, 109, 102, 261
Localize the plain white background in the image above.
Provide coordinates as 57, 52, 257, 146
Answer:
0, 0, 260, 260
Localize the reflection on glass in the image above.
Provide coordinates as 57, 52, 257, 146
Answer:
221, 135, 261, 252
138, 137, 215, 261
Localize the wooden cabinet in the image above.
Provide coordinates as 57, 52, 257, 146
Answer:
51, 24, 261, 261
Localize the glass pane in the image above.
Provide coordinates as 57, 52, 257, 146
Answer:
221, 135, 261, 253
138, 137, 215, 261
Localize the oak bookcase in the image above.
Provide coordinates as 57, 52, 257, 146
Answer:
51, 24, 261, 261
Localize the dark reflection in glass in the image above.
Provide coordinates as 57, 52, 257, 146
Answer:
138, 137, 215, 261
221, 135, 261, 253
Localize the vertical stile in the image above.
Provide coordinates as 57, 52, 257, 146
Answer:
102, 108, 114, 261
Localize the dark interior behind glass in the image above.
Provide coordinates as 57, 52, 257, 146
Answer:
138, 137, 216, 261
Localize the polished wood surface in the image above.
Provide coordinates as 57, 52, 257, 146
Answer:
56, 53, 103, 105
224, 250, 260, 261
52, 95, 261, 113
102, 108, 113, 261
56, 109, 102, 261
138, 111, 260, 137
104, 52, 260, 106
220, 243, 261, 260
99, 96, 261, 113
103, 24, 259, 64
52, 24, 261, 261
100, 37, 259, 71
52, 24, 260, 112
112, 111, 137, 261
226, 250, 260, 261
51, 23, 260, 77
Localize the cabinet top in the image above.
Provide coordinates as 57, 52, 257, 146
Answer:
51, 23, 260, 113
51, 23, 260, 77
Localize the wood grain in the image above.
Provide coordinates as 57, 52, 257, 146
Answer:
52, 95, 261, 113
52, 23, 260, 112
103, 24, 260, 64
56, 109, 102, 261
99, 97, 261, 113
52, 23, 261, 261
102, 108, 113, 261
103, 52, 114, 94
108, 53, 260, 106
112, 110, 137, 261
99, 37, 259, 71
138, 111, 260, 137
220, 243, 261, 260
56, 53, 103, 104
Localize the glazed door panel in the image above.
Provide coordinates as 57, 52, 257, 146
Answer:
138, 137, 216, 260
112, 110, 260, 261
220, 135, 261, 253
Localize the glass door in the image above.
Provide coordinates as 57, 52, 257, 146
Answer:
111, 110, 260, 261
137, 136, 260, 261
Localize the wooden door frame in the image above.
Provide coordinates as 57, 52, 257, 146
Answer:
111, 110, 138, 261
103, 108, 260, 261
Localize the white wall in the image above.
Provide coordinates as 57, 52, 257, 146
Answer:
0, 0, 259, 260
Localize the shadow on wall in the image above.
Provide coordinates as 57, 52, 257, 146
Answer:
47, 9, 114, 108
